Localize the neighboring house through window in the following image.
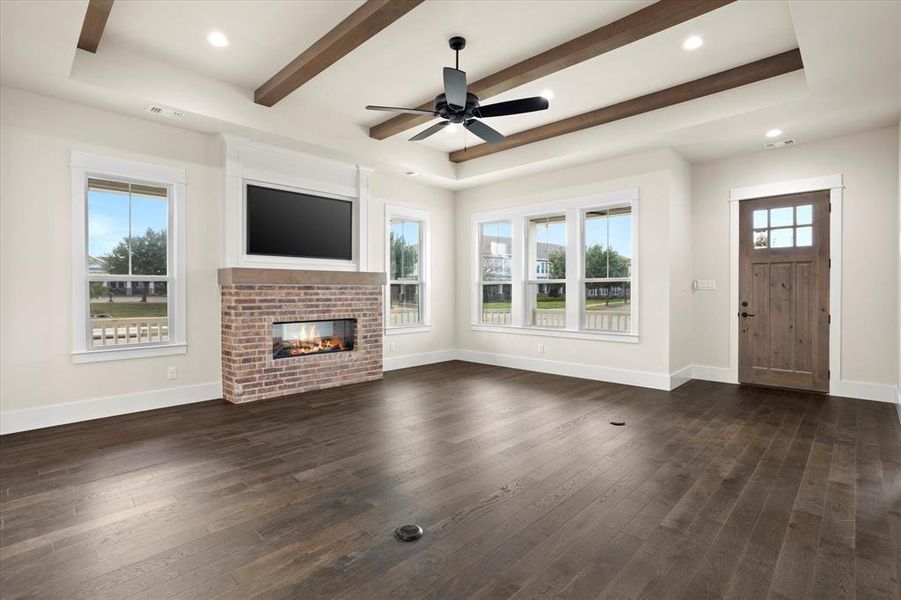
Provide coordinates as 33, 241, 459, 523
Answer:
478, 221, 513, 325
472, 188, 638, 340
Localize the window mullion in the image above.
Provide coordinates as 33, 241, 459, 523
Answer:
565, 207, 580, 330
511, 217, 525, 327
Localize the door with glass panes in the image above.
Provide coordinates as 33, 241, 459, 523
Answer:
738, 190, 830, 392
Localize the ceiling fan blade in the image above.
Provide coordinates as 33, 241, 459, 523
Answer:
365, 105, 436, 116
475, 96, 549, 118
464, 119, 504, 144
409, 120, 450, 141
443, 67, 467, 109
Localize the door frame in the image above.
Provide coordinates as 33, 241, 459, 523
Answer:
728, 174, 843, 395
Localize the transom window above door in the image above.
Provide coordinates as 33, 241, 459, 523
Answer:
753, 204, 813, 249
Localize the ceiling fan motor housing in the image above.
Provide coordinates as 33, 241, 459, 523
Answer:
435, 92, 480, 123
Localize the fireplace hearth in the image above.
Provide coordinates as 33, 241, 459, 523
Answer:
273, 319, 355, 359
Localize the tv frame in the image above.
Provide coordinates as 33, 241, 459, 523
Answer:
241, 180, 358, 269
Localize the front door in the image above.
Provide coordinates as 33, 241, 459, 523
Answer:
738, 190, 830, 392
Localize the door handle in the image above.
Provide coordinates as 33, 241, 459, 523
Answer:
740, 312, 756, 318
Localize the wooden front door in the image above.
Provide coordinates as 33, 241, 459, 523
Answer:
738, 190, 830, 392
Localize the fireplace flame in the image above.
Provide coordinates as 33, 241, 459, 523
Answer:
274, 322, 349, 358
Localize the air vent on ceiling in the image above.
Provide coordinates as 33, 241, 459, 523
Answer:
763, 138, 795, 150
145, 105, 185, 120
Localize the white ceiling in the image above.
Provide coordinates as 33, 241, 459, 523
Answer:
0, 0, 898, 189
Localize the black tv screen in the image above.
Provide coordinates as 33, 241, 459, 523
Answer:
246, 184, 353, 260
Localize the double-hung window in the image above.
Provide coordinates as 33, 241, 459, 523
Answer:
472, 188, 638, 339
583, 206, 633, 332
71, 152, 186, 362
478, 221, 512, 325
386, 206, 429, 330
528, 215, 567, 328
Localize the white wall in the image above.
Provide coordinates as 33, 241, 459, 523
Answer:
453, 149, 691, 388
0, 87, 224, 418
0, 87, 456, 431
370, 172, 457, 365
691, 126, 899, 390
1, 86, 897, 433
669, 154, 694, 376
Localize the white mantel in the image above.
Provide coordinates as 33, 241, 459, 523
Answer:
221, 134, 374, 272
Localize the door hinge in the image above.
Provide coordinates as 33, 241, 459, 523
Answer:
828, 314, 831, 324
828, 369, 831, 379
828, 202, 832, 213
828, 258, 831, 269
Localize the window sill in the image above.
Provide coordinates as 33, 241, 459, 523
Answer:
72, 343, 187, 364
470, 324, 639, 343
385, 325, 432, 336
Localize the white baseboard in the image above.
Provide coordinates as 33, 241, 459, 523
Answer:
455, 349, 672, 390
691, 365, 738, 384
0, 382, 222, 435
669, 366, 694, 390
690, 364, 898, 405
384, 350, 458, 371
896, 388, 901, 424
5, 357, 896, 436
830, 379, 899, 404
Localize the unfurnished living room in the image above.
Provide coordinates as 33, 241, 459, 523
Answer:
0, 0, 899, 598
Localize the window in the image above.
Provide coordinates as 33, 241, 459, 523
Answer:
753, 204, 813, 249
72, 152, 186, 362
87, 179, 170, 346
472, 188, 638, 340
478, 221, 512, 325
584, 207, 632, 332
528, 215, 567, 327
386, 207, 429, 329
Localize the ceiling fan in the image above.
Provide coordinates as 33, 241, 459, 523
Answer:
365, 36, 550, 144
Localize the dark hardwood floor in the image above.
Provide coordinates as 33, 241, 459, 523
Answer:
1, 361, 899, 599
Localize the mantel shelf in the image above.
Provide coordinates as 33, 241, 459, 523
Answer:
218, 268, 385, 286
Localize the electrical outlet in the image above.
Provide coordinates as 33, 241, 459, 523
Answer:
166, 366, 177, 380
537, 343, 544, 354
692, 279, 717, 291
389, 341, 396, 352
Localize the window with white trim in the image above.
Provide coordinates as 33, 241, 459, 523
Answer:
71, 152, 186, 362
471, 189, 638, 339
583, 206, 632, 332
386, 206, 429, 329
528, 215, 567, 328
478, 221, 512, 325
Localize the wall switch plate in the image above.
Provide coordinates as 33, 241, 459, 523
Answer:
389, 341, 396, 352
537, 343, 544, 354
693, 279, 717, 291
166, 366, 177, 380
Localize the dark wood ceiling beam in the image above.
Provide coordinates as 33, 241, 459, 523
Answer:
448, 48, 804, 163
369, 0, 736, 140
77, 0, 114, 53
255, 0, 424, 107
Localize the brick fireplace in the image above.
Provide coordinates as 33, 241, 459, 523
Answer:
218, 268, 385, 404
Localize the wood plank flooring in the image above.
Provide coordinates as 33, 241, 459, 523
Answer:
1, 361, 899, 599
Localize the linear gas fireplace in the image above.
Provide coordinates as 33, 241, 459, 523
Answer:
272, 319, 356, 359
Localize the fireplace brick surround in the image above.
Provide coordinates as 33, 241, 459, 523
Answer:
218, 268, 385, 404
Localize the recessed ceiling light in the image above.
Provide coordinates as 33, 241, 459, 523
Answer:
681, 35, 704, 51
541, 89, 555, 100
207, 31, 229, 48
446, 124, 459, 133
765, 128, 783, 138
403, 170, 420, 177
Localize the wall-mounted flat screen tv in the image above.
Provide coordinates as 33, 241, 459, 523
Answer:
246, 184, 353, 260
